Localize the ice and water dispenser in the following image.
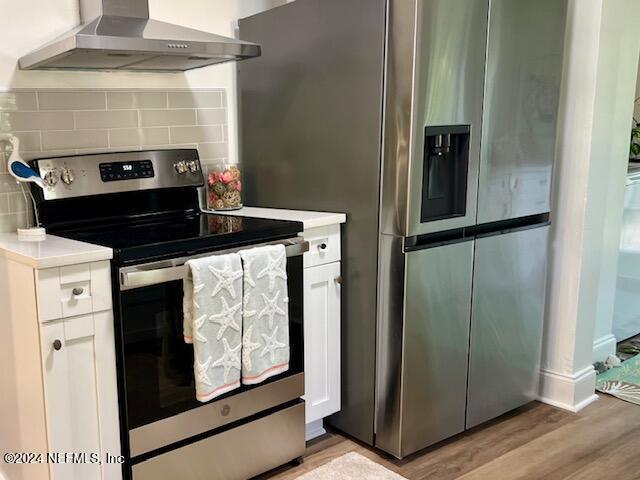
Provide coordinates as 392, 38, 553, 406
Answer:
421, 125, 470, 222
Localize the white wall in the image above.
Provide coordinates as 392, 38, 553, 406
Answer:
0, 0, 285, 162
591, 1, 640, 362
540, 0, 640, 412
540, 0, 603, 413
635, 64, 640, 122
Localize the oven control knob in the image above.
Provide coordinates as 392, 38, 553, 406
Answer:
187, 160, 200, 173
43, 169, 60, 187
174, 161, 188, 174
61, 168, 75, 185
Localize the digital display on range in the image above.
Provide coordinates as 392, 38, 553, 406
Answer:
99, 160, 154, 182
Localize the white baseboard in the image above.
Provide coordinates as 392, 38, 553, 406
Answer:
593, 333, 617, 363
305, 419, 326, 441
538, 365, 598, 412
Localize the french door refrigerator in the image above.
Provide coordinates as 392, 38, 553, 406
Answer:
238, 0, 567, 458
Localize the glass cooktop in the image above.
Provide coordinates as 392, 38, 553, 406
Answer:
53, 213, 303, 265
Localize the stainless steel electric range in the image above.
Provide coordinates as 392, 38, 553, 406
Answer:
31, 149, 307, 480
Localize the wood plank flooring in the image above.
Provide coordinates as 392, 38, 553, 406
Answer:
261, 395, 640, 480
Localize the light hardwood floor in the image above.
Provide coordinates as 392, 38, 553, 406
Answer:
261, 395, 640, 479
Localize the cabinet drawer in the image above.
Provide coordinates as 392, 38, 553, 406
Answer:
36, 261, 112, 322
61, 280, 92, 318
303, 224, 341, 268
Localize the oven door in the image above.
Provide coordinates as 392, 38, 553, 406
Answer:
115, 237, 307, 459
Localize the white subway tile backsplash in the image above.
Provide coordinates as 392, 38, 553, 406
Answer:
22, 149, 77, 161
109, 127, 170, 147
0, 111, 75, 131
0, 89, 228, 232
38, 91, 106, 111
140, 109, 195, 127
74, 110, 138, 129
0, 211, 30, 233
43, 129, 109, 150
196, 109, 227, 125
8, 192, 27, 213
0, 92, 38, 111
170, 125, 223, 144
168, 91, 223, 109
0, 193, 9, 214
197, 142, 228, 160
13, 131, 41, 152
0, 173, 20, 193
106, 91, 167, 110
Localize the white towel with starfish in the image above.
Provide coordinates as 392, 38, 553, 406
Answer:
240, 244, 290, 385
183, 253, 243, 402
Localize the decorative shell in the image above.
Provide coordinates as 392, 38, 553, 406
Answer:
213, 182, 227, 196
229, 165, 241, 182
222, 190, 242, 207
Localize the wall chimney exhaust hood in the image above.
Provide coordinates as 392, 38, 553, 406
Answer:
19, 0, 261, 72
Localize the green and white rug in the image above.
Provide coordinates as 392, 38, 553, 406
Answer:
596, 354, 640, 405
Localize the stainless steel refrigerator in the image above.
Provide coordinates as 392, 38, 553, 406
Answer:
238, 0, 567, 458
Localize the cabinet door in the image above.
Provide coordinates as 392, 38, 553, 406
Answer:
40, 319, 102, 480
466, 226, 549, 428
303, 262, 341, 424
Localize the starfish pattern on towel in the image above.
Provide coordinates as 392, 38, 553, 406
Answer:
258, 291, 286, 329
192, 283, 205, 310
193, 315, 208, 343
195, 355, 212, 386
209, 297, 242, 340
243, 254, 257, 287
243, 291, 257, 318
241, 325, 261, 372
212, 338, 241, 383
256, 249, 287, 292
209, 258, 243, 299
261, 326, 286, 363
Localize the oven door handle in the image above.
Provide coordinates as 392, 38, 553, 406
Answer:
119, 237, 309, 290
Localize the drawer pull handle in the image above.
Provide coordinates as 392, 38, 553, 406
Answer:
53, 340, 62, 351
72, 287, 84, 296
319, 243, 327, 251
335, 275, 343, 285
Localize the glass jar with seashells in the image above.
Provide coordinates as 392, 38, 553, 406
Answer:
205, 163, 243, 211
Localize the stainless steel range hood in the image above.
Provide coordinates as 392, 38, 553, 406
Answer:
19, 0, 261, 72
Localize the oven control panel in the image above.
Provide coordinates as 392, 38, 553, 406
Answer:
31, 149, 204, 201
99, 160, 155, 182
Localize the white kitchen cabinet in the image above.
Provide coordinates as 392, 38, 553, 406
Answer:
302, 225, 342, 440
0, 254, 121, 480
40, 319, 102, 480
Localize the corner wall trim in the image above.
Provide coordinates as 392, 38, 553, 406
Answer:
593, 333, 617, 363
538, 366, 598, 412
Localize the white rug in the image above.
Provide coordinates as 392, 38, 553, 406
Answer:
295, 452, 407, 480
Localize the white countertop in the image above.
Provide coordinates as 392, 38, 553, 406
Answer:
214, 207, 346, 230
0, 233, 113, 269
